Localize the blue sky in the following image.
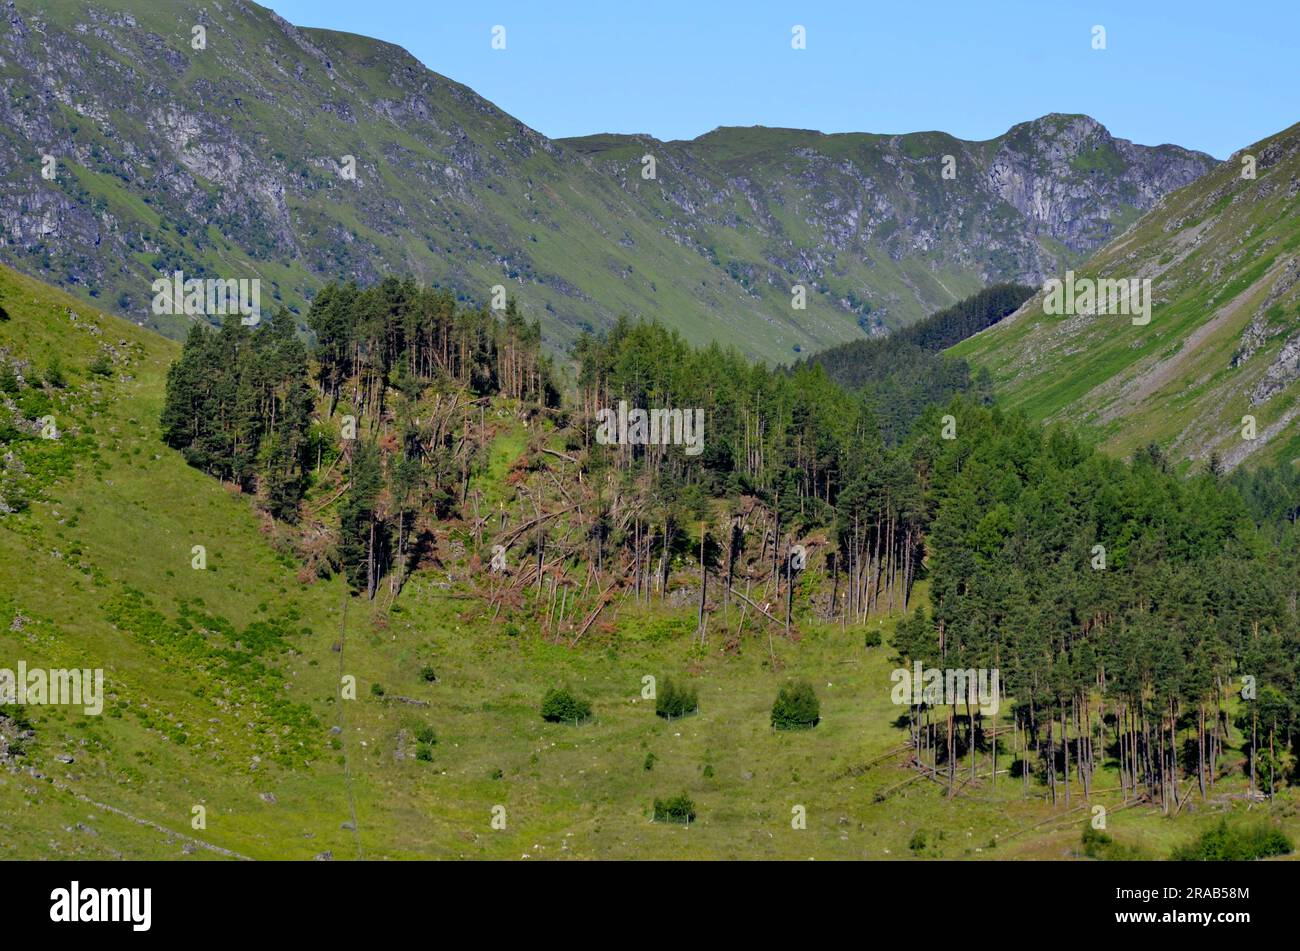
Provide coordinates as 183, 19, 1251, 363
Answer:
263, 0, 1298, 159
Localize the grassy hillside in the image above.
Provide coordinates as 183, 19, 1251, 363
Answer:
2, 263, 1296, 860
952, 123, 1300, 472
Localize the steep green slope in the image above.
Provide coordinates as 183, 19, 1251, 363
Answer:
953, 123, 1300, 472
0, 2, 1212, 363
0, 263, 353, 858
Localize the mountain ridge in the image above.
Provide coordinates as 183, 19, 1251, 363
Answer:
0, 0, 1215, 362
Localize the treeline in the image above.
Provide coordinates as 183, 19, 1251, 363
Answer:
161, 279, 557, 598
802, 283, 1033, 442
575, 318, 925, 620
160, 311, 315, 521
1231, 459, 1300, 528
894, 411, 1300, 808
308, 278, 559, 417
892, 282, 1036, 352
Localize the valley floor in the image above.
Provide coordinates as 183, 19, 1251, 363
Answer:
4, 544, 1294, 860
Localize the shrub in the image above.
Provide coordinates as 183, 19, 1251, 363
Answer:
44, 356, 66, 389
1170, 819, 1292, 861
18, 388, 51, 419
541, 686, 592, 724
643, 752, 657, 771
1081, 825, 1146, 860
88, 353, 113, 377
370, 682, 385, 697
771, 679, 820, 730
419, 665, 437, 683
1255, 749, 1281, 790
1080, 825, 1110, 857
863, 628, 882, 648
3, 706, 34, 733
909, 829, 927, 852
655, 678, 698, 720
415, 725, 437, 745
653, 793, 695, 824
415, 744, 433, 762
